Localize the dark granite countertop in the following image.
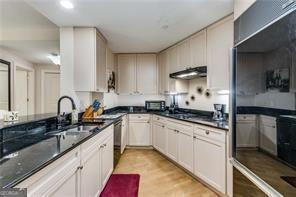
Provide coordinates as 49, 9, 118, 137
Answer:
237, 106, 296, 117
0, 113, 57, 130
0, 119, 118, 188
105, 107, 228, 131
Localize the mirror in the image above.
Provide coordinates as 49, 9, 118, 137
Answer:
0, 1, 60, 116
0, 59, 11, 111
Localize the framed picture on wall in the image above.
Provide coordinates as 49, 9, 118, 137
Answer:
266, 68, 290, 92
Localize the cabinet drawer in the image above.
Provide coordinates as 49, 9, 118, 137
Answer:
194, 125, 226, 143
259, 115, 276, 127
153, 115, 167, 123
81, 125, 113, 157
237, 114, 256, 121
166, 118, 193, 133
129, 114, 150, 122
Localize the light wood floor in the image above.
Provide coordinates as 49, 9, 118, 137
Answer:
113, 149, 217, 197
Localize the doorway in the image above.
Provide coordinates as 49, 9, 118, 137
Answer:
41, 70, 60, 113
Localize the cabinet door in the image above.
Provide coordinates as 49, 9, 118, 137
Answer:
47, 170, 80, 197
167, 46, 179, 73
194, 136, 226, 193
190, 30, 207, 67
136, 54, 157, 94
207, 15, 233, 90
260, 124, 277, 156
106, 47, 115, 72
118, 54, 136, 94
129, 121, 151, 146
101, 135, 114, 188
178, 130, 193, 172
236, 121, 258, 147
96, 33, 107, 92
158, 51, 170, 93
177, 40, 191, 71
166, 126, 178, 162
153, 122, 166, 154
80, 145, 101, 197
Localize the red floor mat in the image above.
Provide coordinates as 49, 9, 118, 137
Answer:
100, 174, 140, 197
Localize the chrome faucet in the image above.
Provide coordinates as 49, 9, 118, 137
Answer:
57, 96, 77, 128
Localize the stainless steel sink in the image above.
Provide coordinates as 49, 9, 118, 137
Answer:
45, 124, 99, 136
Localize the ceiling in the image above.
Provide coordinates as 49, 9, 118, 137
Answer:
0, 0, 59, 65
27, 0, 234, 53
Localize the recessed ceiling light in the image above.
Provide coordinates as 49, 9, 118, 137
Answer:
60, 0, 74, 9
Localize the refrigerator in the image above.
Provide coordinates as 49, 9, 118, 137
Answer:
232, 0, 296, 196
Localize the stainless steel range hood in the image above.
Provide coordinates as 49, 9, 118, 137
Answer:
169, 66, 207, 80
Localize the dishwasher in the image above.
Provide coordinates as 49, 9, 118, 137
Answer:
114, 119, 122, 168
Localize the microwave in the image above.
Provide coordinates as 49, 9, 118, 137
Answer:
145, 101, 166, 111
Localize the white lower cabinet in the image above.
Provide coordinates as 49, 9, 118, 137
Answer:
236, 114, 258, 148
16, 125, 114, 197
166, 125, 179, 162
16, 148, 80, 197
128, 114, 151, 146
152, 121, 166, 154
178, 129, 194, 172
101, 134, 114, 188
259, 115, 277, 156
80, 139, 102, 197
152, 115, 227, 194
193, 127, 226, 194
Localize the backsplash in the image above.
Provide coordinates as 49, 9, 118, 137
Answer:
166, 78, 229, 113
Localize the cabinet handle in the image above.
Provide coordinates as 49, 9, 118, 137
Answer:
205, 131, 210, 135
162, 125, 165, 128
77, 166, 83, 170
100, 145, 104, 148
193, 136, 197, 139
104, 144, 107, 147
147, 121, 150, 123
272, 126, 276, 128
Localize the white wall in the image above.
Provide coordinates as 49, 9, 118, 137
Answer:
172, 78, 229, 112
118, 94, 165, 106
103, 91, 118, 109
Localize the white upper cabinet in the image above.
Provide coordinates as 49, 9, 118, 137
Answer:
96, 33, 107, 92
234, 0, 256, 20
74, 27, 107, 92
190, 29, 207, 67
177, 40, 191, 71
158, 51, 188, 94
167, 46, 179, 73
158, 51, 169, 94
136, 54, 157, 94
117, 54, 157, 94
206, 15, 234, 91
117, 54, 137, 94
106, 47, 115, 72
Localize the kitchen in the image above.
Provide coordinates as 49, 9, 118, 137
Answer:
0, 0, 296, 197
